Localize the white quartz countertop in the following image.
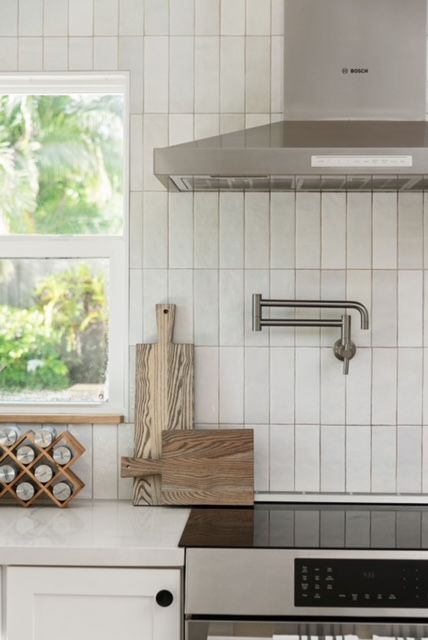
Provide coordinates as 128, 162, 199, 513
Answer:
0, 500, 190, 567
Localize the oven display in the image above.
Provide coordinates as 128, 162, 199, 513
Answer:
295, 559, 428, 608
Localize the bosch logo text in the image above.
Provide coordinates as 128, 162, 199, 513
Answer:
342, 67, 369, 74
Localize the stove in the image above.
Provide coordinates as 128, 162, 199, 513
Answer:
180, 504, 428, 640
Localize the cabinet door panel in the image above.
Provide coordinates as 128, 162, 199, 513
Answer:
7, 567, 180, 640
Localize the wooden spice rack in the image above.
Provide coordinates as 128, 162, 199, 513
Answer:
0, 431, 85, 508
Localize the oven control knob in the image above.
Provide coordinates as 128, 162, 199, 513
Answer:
156, 590, 174, 607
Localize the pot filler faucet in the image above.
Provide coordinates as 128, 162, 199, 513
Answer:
252, 295, 369, 375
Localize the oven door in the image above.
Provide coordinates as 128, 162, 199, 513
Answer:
186, 620, 428, 640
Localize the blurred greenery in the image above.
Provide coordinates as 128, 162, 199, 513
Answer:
0, 94, 123, 235
0, 265, 107, 392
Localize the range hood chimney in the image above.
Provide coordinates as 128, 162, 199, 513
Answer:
154, 0, 428, 192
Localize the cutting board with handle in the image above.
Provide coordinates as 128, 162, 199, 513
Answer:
122, 429, 254, 506
133, 304, 194, 506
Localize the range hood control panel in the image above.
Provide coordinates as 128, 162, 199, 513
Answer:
311, 155, 413, 168
295, 559, 428, 608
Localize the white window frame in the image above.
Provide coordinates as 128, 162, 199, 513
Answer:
0, 73, 130, 416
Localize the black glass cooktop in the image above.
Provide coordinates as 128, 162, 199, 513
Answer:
179, 503, 428, 550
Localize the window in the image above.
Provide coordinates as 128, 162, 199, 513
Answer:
0, 74, 129, 414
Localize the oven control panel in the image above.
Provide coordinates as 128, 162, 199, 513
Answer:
295, 559, 428, 608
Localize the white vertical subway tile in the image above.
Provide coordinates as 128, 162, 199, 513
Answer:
321, 426, 345, 492
0, 0, 17, 36
295, 425, 320, 492
397, 348, 423, 425
295, 270, 320, 347
424, 196, 428, 267
372, 349, 397, 425
270, 425, 294, 491
129, 269, 143, 344
145, 0, 168, 34
69, 0, 93, 36
424, 274, 428, 346
270, 192, 295, 269
296, 192, 321, 268
169, 114, 194, 145
194, 114, 219, 138
320, 349, 345, 425
43, 0, 67, 36
93, 425, 118, 499
220, 114, 245, 135
195, 347, 219, 423
94, 0, 118, 35
270, 348, 294, 424
169, 192, 193, 269
397, 426, 422, 493
168, 270, 194, 343
372, 192, 397, 269
423, 426, 428, 492
144, 37, 169, 113
118, 423, 134, 499
170, 0, 194, 35
244, 193, 270, 268
18, 37, 42, 70
270, 36, 284, 113
346, 348, 372, 425
423, 349, 428, 425
194, 193, 219, 268
69, 37, 93, 70
143, 192, 168, 268
68, 425, 93, 499
142, 270, 168, 342
43, 37, 67, 70
194, 270, 219, 345
269, 270, 295, 347
195, 36, 220, 112
347, 192, 372, 269
346, 426, 371, 492
170, 36, 194, 113
19, 0, 42, 35
252, 425, 269, 491
221, 0, 245, 34
245, 270, 269, 346
119, 0, 144, 35
245, 348, 269, 423
220, 36, 245, 113
295, 348, 320, 424
130, 114, 143, 190
398, 270, 423, 346
372, 270, 397, 347
219, 270, 244, 346
118, 36, 143, 113
245, 37, 270, 112
143, 114, 168, 190
246, 0, 270, 35
219, 347, 244, 423
94, 37, 118, 70
320, 269, 346, 347
321, 192, 346, 269
398, 193, 423, 269
346, 270, 372, 347
271, 0, 284, 35
195, 0, 219, 34
219, 192, 244, 268
372, 426, 397, 493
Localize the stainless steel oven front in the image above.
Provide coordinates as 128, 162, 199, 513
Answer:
185, 549, 428, 640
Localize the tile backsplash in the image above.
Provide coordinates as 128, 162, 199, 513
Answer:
3, 0, 428, 500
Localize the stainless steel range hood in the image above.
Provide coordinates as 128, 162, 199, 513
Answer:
154, 0, 428, 192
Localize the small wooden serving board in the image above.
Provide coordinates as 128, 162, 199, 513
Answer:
122, 429, 254, 506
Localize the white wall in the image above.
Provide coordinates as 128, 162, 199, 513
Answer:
1, 0, 428, 499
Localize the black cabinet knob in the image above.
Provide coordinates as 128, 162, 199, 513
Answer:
156, 590, 174, 607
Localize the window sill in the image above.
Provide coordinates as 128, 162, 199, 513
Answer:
0, 415, 124, 425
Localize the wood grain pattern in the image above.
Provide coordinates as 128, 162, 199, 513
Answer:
123, 429, 254, 506
133, 304, 194, 506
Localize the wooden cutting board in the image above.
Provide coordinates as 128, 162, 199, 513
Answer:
133, 304, 194, 506
122, 429, 254, 506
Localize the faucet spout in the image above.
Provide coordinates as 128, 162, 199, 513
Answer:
344, 301, 369, 330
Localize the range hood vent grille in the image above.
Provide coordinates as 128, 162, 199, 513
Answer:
171, 175, 428, 193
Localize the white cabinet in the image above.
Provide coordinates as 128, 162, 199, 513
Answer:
7, 566, 181, 640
